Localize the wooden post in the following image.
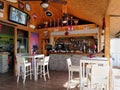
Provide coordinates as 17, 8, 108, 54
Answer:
14, 27, 17, 76
98, 27, 102, 52
104, 15, 110, 90
104, 15, 110, 59
62, 4, 67, 14
28, 30, 31, 54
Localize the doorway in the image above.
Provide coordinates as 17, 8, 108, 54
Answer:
17, 29, 28, 53
0, 22, 14, 74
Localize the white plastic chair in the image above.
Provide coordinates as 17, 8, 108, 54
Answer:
16, 54, 32, 84
36, 56, 50, 81
66, 58, 80, 90
80, 59, 109, 90
89, 65, 109, 90
111, 68, 120, 90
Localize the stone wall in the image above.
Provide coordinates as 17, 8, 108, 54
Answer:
49, 54, 82, 71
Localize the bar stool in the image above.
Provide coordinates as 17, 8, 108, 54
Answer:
36, 56, 50, 81
16, 54, 32, 85
66, 58, 80, 90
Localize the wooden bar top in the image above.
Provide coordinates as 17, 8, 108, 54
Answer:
48, 51, 104, 57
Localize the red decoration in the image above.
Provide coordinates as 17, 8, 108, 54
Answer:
0, 24, 2, 32
32, 13, 37, 19
65, 30, 69, 35
68, 24, 73, 31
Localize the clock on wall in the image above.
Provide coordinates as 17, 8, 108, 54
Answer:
25, 3, 31, 11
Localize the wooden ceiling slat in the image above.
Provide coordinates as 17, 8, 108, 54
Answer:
8, 0, 112, 27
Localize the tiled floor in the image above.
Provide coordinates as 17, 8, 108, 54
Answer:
0, 71, 79, 90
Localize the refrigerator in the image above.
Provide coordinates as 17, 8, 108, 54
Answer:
110, 38, 120, 68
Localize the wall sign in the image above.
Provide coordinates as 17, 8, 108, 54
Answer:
51, 28, 98, 36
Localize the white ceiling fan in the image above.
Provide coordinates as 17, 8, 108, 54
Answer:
6, 0, 18, 3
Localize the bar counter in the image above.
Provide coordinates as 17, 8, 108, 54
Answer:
49, 52, 104, 71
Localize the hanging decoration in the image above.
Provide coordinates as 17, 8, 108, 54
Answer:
68, 16, 73, 31
68, 24, 73, 31
32, 13, 37, 20
102, 17, 106, 30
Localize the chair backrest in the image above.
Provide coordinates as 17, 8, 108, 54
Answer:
44, 56, 50, 65
91, 65, 109, 89
16, 54, 27, 76
17, 53, 28, 56
34, 54, 44, 61
16, 54, 26, 65
67, 58, 72, 69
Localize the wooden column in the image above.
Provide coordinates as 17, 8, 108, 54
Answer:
28, 30, 31, 54
14, 27, 17, 76
98, 27, 102, 52
104, 15, 110, 90
104, 15, 110, 59
62, 4, 67, 14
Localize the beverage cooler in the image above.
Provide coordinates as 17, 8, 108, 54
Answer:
0, 53, 9, 73
110, 38, 120, 68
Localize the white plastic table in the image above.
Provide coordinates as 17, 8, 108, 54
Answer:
23, 54, 44, 81
79, 57, 109, 90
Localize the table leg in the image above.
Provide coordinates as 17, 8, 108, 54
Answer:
33, 57, 38, 81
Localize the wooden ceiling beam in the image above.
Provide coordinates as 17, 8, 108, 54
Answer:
62, 4, 67, 14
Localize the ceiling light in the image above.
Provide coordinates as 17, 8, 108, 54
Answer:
41, 2, 49, 9
62, 13, 68, 24
6, 0, 17, 3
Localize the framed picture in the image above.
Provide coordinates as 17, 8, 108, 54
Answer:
18, 1, 24, 10
25, 3, 31, 11
0, 1, 4, 9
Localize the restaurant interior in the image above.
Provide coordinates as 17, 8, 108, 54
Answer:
0, 0, 120, 90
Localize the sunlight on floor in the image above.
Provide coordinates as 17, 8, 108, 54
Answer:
63, 78, 80, 89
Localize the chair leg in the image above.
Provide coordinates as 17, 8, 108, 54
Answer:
47, 65, 50, 79
30, 66, 32, 80
17, 74, 20, 83
40, 66, 42, 78
23, 75, 26, 85
71, 71, 73, 80
43, 66, 46, 81
67, 70, 71, 90
23, 67, 26, 84
17, 68, 20, 83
